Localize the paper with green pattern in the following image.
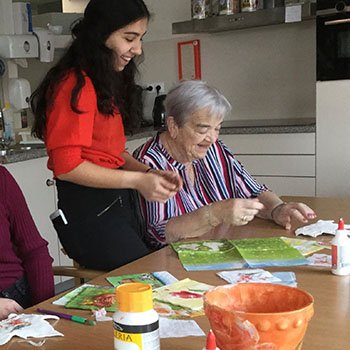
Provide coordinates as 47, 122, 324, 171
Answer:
231, 237, 308, 268
172, 237, 308, 271
171, 240, 247, 271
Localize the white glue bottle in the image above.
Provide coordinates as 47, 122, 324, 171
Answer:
113, 282, 160, 350
331, 218, 350, 276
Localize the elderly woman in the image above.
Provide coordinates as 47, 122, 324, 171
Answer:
134, 80, 317, 249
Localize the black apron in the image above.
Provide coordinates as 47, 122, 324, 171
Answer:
52, 180, 150, 271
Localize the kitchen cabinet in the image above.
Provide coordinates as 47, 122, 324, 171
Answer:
4, 157, 72, 284
316, 80, 350, 197
219, 133, 316, 196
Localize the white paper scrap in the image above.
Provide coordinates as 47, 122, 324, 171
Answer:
217, 269, 281, 284
159, 317, 205, 338
307, 254, 331, 267
93, 308, 113, 322
0, 314, 63, 346
295, 220, 350, 238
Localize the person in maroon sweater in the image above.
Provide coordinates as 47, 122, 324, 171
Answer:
0, 166, 54, 320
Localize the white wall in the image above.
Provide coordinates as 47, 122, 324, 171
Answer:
23, 0, 315, 122
139, 21, 315, 120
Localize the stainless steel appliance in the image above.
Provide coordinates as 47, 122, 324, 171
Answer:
317, 0, 350, 81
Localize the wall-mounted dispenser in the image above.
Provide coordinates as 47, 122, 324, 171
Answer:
9, 78, 31, 110
0, 34, 38, 59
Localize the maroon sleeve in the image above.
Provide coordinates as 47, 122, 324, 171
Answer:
2, 166, 54, 304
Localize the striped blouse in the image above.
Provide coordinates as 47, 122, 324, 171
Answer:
133, 133, 269, 249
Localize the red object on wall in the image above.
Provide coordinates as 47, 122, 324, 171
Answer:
177, 39, 201, 81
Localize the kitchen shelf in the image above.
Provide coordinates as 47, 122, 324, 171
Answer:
172, 3, 316, 34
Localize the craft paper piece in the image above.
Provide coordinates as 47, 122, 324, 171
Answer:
55, 272, 178, 308
172, 238, 308, 271
18, 339, 46, 346
307, 253, 332, 267
93, 308, 113, 322
281, 236, 325, 256
232, 237, 308, 268
159, 317, 205, 338
65, 285, 116, 312
271, 272, 297, 287
153, 278, 213, 317
217, 269, 282, 284
171, 240, 247, 271
53, 283, 94, 306
106, 271, 177, 289
295, 220, 350, 238
217, 270, 297, 287
0, 313, 63, 346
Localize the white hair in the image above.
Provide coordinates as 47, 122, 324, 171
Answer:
164, 80, 232, 126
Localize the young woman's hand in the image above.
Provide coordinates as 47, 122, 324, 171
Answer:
137, 171, 182, 202
148, 169, 183, 192
0, 298, 23, 320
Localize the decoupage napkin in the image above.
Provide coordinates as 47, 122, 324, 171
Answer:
0, 313, 63, 345
295, 220, 350, 238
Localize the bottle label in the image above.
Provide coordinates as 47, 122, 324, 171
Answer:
332, 244, 350, 270
332, 244, 338, 269
114, 320, 160, 350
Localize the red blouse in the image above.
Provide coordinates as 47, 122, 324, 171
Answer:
45, 72, 126, 177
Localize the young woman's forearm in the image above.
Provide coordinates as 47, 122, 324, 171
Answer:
122, 152, 151, 172
56, 161, 144, 190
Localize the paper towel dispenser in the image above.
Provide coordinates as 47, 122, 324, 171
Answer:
0, 34, 38, 58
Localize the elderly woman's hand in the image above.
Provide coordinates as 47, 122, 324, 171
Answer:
211, 198, 265, 226
271, 202, 317, 230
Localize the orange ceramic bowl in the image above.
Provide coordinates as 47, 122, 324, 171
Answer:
204, 283, 314, 350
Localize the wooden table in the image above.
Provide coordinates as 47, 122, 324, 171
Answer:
3, 196, 350, 350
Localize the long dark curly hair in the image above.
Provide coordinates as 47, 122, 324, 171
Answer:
31, 0, 150, 140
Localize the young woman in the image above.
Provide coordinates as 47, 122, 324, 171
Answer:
31, 0, 181, 271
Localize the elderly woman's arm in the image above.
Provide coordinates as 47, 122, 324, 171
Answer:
165, 198, 265, 243
256, 191, 317, 230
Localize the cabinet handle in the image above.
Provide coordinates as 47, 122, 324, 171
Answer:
324, 18, 350, 26
46, 179, 55, 186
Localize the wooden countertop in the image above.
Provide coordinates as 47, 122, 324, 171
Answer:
4, 196, 349, 350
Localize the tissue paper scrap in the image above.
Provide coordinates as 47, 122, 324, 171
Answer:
295, 220, 350, 238
0, 313, 63, 345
